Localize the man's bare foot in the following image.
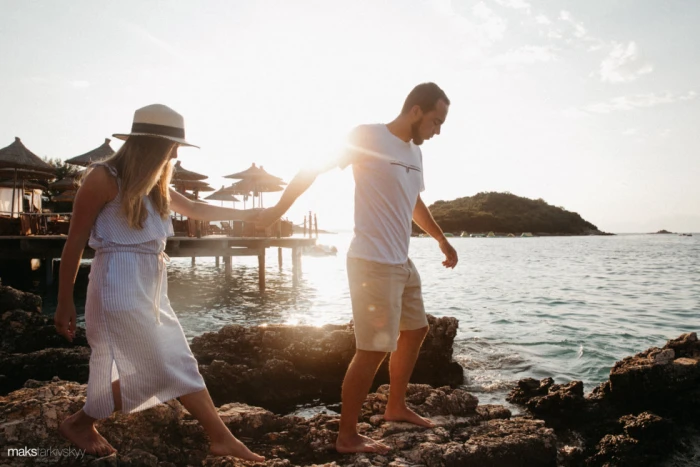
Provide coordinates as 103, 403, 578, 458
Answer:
336, 433, 391, 454
58, 411, 116, 457
383, 406, 435, 428
210, 435, 265, 463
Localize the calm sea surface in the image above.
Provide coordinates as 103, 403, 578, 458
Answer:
47, 232, 700, 405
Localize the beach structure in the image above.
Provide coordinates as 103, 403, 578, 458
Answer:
0, 138, 56, 224
224, 163, 286, 208
64, 138, 115, 166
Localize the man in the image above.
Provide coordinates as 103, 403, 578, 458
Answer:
256, 82, 458, 454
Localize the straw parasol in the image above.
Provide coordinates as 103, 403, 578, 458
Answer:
0, 142, 56, 216
0, 137, 56, 172
51, 190, 77, 203
49, 177, 80, 192
171, 180, 214, 192
172, 161, 207, 181
64, 138, 115, 167
205, 186, 240, 207
223, 164, 286, 208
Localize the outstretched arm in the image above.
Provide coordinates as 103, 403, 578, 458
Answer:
413, 194, 458, 269
255, 167, 323, 228
169, 189, 258, 221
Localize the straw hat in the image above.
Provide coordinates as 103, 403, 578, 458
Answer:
113, 104, 198, 148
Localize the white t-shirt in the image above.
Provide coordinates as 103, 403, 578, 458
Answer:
339, 124, 425, 265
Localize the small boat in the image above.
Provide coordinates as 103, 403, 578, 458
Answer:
521, 232, 533, 237
486, 231, 496, 238
444, 232, 454, 237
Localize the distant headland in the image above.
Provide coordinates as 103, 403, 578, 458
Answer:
417, 192, 612, 237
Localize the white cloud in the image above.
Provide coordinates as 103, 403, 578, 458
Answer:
535, 14, 551, 25
473, 2, 507, 43
622, 128, 638, 136
493, 0, 531, 13
599, 41, 653, 83
659, 129, 672, 138
581, 91, 697, 114
489, 45, 557, 66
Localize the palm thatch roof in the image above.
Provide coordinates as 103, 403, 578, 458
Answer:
171, 179, 214, 192
205, 187, 240, 202
51, 190, 77, 203
226, 179, 284, 194
224, 163, 285, 184
172, 161, 207, 181
64, 138, 115, 167
49, 177, 80, 192
0, 137, 56, 172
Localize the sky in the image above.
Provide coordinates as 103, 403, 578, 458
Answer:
1, 0, 698, 233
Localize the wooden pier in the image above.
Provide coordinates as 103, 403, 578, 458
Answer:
0, 236, 317, 291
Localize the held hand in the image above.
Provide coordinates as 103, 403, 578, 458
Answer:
439, 239, 458, 269
54, 301, 77, 342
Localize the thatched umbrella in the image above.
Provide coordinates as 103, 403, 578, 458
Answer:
205, 186, 240, 207
0, 138, 57, 217
172, 161, 207, 181
51, 190, 77, 203
64, 138, 115, 167
224, 163, 286, 208
0, 159, 56, 217
224, 179, 283, 208
0, 137, 55, 172
49, 177, 80, 192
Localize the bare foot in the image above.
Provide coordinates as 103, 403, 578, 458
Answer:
383, 406, 435, 428
59, 411, 116, 457
336, 433, 391, 454
210, 435, 265, 463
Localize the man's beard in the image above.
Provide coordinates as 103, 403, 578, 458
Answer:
411, 119, 424, 145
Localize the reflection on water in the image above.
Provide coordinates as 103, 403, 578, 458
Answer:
38, 232, 700, 405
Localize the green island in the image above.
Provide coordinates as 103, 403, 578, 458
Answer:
417, 192, 610, 237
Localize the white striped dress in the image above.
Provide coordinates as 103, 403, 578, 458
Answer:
82, 163, 205, 419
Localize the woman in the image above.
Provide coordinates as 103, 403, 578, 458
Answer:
54, 104, 264, 462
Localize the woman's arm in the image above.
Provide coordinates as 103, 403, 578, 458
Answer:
55, 167, 116, 340
169, 189, 258, 221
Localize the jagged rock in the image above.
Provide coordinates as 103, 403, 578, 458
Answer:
1, 308, 88, 353
605, 335, 700, 410
192, 315, 464, 412
0, 380, 557, 467
506, 378, 585, 417
0, 285, 42, 313
0, 347, 90, 394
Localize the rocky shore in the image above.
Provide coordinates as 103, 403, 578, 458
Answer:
0, 285, 698, 466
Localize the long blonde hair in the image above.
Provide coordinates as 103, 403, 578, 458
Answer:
99, 136, 176, 229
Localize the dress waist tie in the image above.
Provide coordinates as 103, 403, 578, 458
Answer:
95, 248, 170, 324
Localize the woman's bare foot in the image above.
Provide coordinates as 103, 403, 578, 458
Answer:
58, 411, 116, 457
383, 405, 435, 428
210, 434, 265, 463
336, 433, 391, 454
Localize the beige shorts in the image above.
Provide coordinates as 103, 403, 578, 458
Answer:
347, 257, 428, 352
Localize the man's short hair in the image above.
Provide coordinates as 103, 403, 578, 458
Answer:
401, 82, 450, 115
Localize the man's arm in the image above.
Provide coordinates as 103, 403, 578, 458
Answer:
255, 167, 323, 228
413, 194, 458, 268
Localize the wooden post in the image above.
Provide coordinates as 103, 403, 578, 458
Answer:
314, 213, 319, 238
191, 257, 196, 266
224, 255, 232, 274
45, 258, 53, 286
215, 256, 220, 267
278, 247, 283, 268
303, 216, 307, 237
258, 248, 266, 291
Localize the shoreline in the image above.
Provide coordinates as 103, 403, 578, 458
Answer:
1, 284, 699, 465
